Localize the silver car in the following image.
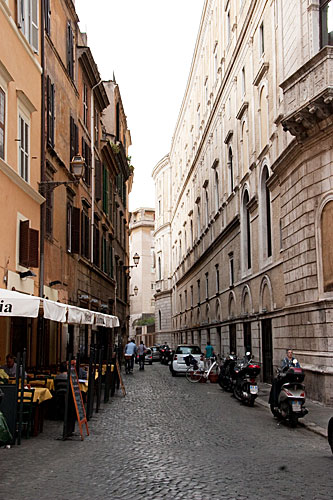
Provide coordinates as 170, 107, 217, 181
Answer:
149, 346, 161, 362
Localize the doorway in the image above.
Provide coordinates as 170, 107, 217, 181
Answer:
261, 319, 273, 383
229, 324, 236, 354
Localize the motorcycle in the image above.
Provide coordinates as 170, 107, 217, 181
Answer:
270, 360, 308, 427
218, 354, 238, 391
159, 345, 172, 365
233, 353, 261, 406
327, 416, 333, 454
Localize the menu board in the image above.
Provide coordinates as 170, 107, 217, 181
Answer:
69, 361, 89, 440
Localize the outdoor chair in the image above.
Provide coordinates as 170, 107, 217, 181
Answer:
17, 388, 35, 439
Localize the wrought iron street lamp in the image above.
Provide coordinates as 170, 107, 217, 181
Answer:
39, 155, 85, 192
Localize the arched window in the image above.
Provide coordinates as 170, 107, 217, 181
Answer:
259, 86, 268, 151
261, 165, 272, 259
215, 170, 219, 212
228, 147, 234, 192
158, 256, 161, 280
321, 200, 333, 292
242, 190, 251, 270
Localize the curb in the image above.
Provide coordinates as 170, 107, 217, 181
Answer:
255, 397, 328, 438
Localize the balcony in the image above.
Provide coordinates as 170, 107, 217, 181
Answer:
281, 47, 333, 141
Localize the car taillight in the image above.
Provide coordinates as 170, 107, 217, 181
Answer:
174, 354, 177, 360
300, 392, 305, 398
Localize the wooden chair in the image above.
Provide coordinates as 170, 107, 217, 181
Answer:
17, 388, 35, 439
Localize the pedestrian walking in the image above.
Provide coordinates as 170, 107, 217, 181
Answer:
137, 341, 147, 370
124, 339, 137, 374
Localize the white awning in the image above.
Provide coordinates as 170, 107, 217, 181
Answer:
0, 289, 40, 318
43, 298, 67, 323
0, 288, 119, 327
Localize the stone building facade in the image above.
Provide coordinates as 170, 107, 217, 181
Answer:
128, 207, 155, 343
153, 0, 333, 404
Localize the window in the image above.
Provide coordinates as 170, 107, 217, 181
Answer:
184, 290, 187, 309
19, 114, 29, 182
19, 220, 38, 268
69, 116, 78, 165
190, 219, 193, 246
83, 83, 88, 127
228, 147, 234, 193
243, 190, 252, 270
259, 22, 265, 56
244, 323, 252, 353
93, 224, 100, 267
205, 272, 209, 299
321, 200, 333, 291
320, 1, 333, 47
259, 86, 268, 150
190, 285, 193, 307
159, 310, 162, 330
197, 204, 201, 237
158, 256, 161, 280
197, 279, 201, 304
94, 108, 99, 145
102, 165, 109, 214
229, 253, 234, 286
0, 87, 5, 160
81, 210, 90, 259
214, 170, 219, 212
205, 189, 209, 226
46, 76, 55, 147
66, 204, 80, 254
18, 0, 39, 52
82, 139, 91, 185
229, 324, 236, 354
241, 67, 245, 97
108, 239, 114, 278
45, 0, 51, 36
66, 21, 74, 79
261, 166, 272, 259
215, 264, 220, 293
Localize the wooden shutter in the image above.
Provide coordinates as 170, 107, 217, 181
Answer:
71, 207, 80, 254
0, 88, 5, 160
95, 159, 102, 201
47, 77, 55, 147
67, 22, 74, 79
19, 220, 39, 268
45, 0, 51, 35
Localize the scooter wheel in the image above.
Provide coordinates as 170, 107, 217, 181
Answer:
327, 417, 333, 454
248, 396, 256, 407
270, 404, 279, 418
289, 413, 298, 427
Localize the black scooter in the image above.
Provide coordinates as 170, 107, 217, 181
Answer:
233, 353, 261, 406
218, 354, 237, 391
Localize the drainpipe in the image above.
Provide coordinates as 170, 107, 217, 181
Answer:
39, 0, 46, 299
90, 80, 102, 263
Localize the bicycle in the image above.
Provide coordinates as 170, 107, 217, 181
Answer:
185, 354, 220, 383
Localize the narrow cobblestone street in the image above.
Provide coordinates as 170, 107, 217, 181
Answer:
1, 364, 332, 500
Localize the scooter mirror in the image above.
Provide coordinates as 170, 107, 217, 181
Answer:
246, 351, 251, 356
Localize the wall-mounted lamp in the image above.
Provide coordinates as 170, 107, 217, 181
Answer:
130, 286, 139, 297
19, 270, 36, 279
123, 253, 140, 270
39, 155, 85, 193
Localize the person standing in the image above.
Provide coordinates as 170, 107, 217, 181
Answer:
204, 341, 215, 369
137, 341, 146, 370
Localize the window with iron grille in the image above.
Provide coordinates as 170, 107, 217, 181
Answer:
47, 76, 55, 147
0, 87, 5, 160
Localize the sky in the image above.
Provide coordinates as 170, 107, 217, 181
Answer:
76, 0, 204, 211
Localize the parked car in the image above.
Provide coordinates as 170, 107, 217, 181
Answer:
170, 345, 202, 376
136, 347, 153, 365
149, 346, 160, 362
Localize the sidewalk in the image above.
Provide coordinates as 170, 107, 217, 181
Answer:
256, 383, 332, 438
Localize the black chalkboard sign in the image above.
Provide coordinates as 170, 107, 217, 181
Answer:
69, 361, 89, 440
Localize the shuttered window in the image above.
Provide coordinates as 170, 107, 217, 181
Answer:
93, 225, 100, 266
45, 0, 51, 35
109, 241, 114, 278
70, 116, 78, 165
19, 220, 39, 268
18, 0, 39, 52
67, 22, 74, 79
102, 165, 108, 214
95, 159, 102, 201
47, 76, 55, 147
67, 204, 80, 254
0, 88, 5, 160
82, 139, 91, 186
81, 211, 90, 259
19, 115, 29, 182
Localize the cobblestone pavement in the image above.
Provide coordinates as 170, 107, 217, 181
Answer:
1, 363, 333, 500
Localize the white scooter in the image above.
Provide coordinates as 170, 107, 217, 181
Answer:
270, 359, 308, 427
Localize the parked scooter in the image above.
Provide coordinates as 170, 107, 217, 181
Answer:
270, 359, 308, 426
218, 353, 237, 391
233, 353, 261, 406
328, 417, 333, 454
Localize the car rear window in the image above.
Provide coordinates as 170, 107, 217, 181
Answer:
175, 346, 201, 355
